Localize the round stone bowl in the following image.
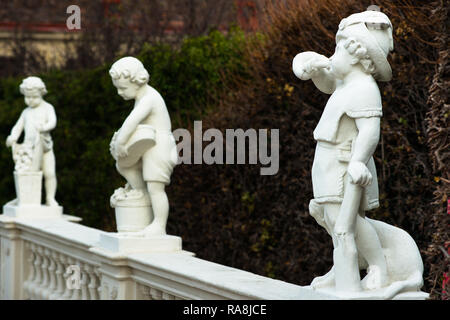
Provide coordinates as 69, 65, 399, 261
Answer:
117, 125, 156, 168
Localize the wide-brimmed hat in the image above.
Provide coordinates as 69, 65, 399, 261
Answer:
336, 10, 394, 82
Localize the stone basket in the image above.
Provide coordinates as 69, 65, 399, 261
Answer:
115, 205, 153, 233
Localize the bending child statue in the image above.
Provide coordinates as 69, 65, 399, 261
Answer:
109, 57, 178, 236
5, 76, 59, 208
293, 10, 425, 298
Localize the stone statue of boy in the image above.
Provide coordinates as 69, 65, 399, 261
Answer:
6, 76, 59, 207
293, 10, 395, 292
109, 57, 178, 236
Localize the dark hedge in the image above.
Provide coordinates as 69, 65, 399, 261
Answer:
0, 28, 248, 229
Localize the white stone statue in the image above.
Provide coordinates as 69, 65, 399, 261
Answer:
3, 77, 62, 218
293, 10, 425, 299
108, 56, 178, 237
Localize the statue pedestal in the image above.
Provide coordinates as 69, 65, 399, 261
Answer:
3, 203, 63, 219
309, 286, 429, 300
97, 232, 182, 254
5, 170, 63, 219
14, 171, 42, 205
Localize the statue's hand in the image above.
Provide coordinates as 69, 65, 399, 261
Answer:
293, 52, 330, 81
115, 143, 128, 158
6, 135, 15, 148
35, 123, 46, 132
347, 161, 372, 187
304, 56, 330, 75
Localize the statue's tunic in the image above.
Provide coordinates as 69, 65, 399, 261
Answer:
141, 129, 178, 185
311, 79, 382, 211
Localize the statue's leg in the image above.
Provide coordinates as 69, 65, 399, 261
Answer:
333, 181, 363, 292
310, 203, 340, 289
143, 181, 168, 236
115, 161, 146, 190
355, 215, 389, 289
42, 150, 58, 206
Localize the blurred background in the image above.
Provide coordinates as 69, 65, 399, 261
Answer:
0, 0, 448, 299
0, 0, 260, 76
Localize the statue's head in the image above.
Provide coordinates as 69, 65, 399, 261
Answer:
331, 10, 394, 81
109, 57, 150, 101
19, 76, 47, 108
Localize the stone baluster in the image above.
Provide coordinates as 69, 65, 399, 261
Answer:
137, 284, 150, 300
162, 292, 176, 300
49, 253, 66, 300
149, 287, 163, 300
35, 246, 48, 299
30, 245, 43, 300
70, 260, 81, 300
39, 248, 51, 299
95, 268, 102, 299
58, 255, 73, 300
44, 250, 58, 299
23, 243, 36, 299
86, 265, 99, 300
79, 263, 88, 300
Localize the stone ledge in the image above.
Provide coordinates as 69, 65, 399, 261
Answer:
96, 232, 182, 255
3, 203, 63, 219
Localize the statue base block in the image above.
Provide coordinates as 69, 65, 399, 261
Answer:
98, 232, 182, 254
308, 286, 429, 300
3, 203, 63, 219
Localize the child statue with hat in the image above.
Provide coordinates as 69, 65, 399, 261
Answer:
293, 9, 425, 297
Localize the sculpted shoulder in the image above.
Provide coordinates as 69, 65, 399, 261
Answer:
138, 86, 166, 109
43, 101, 56, 111
349, 78, 382, 107
332, 77, 382, 112
148, 86, 166, 107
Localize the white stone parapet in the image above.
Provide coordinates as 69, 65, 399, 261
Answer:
0, 214, 428, 300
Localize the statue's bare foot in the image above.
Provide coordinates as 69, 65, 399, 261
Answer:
311, 267, 335, 289
46, 198, 59, 207
142, 223, 166, 237
361, 265, 389, 290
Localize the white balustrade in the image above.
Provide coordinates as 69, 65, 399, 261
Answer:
0, 215, 428, 300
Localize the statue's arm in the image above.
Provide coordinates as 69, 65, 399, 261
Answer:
311, 68, 337, 94
9, 111, 25, 141
293, 52, 336, 94
347, 117, 380, 186
115, 98, 153, 146
41, 104, 57, 132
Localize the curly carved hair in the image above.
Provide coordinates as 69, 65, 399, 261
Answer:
341, 36, 377, 74
109, 56, 150, 86
19, 76, 47, 96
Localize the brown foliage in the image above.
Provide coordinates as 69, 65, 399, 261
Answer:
167, 0, 448, 298
424, 1, 449, 300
